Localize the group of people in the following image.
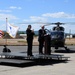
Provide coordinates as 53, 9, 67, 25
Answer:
2, 24, 51, 56
26, 25, 51, 56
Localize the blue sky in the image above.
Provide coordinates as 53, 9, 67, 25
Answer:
0, 0, 75, 33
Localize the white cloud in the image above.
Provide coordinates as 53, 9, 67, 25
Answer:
23, 12, 75, 23
21, 12, 75, 32
0, 24, 6, 30
9, 6, 22, 10
22, 16, 48, 30
10, 6, 17, 9
0, 10, 11, 12
18, 7, 22, 10
42, 12, 75, 19
30, 16, 47, 22
0, 13, 19, 21
23, 16, 48, 23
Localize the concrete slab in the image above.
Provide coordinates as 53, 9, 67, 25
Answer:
0, 46, 75, 75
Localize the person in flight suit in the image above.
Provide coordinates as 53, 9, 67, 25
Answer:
26, 25, 35, 56
38, 25, 46, 54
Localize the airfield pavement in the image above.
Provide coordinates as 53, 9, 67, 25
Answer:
0, 46, 75, 75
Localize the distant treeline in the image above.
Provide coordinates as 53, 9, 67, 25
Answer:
17, 31, 75, 37
3, 31, 75, 38
17, 31, 38, 36
3, 31, 38, 36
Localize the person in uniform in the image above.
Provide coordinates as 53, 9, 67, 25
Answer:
26, 25, 35, 56
38, 25, 46, 54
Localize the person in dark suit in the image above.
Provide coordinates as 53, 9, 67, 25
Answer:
38, 25, 46, 54
26, 25, 35, 56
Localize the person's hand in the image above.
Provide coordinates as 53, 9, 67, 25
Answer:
44, 34, 47, 36
32, 29, 34, 32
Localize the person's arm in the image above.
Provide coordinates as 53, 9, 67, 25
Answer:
26, 29, 31, 36
38, 29, 43, 41
31, 30, 35, 35
38, 30, 42, 38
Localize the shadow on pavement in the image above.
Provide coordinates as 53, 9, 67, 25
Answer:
0, 59, 69, 68
55, 49, 75, 53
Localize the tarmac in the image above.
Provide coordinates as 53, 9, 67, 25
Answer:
0, 45, 75, 75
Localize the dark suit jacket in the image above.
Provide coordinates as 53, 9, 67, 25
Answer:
26, 29, 35, 41
38, 29, 46, 41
